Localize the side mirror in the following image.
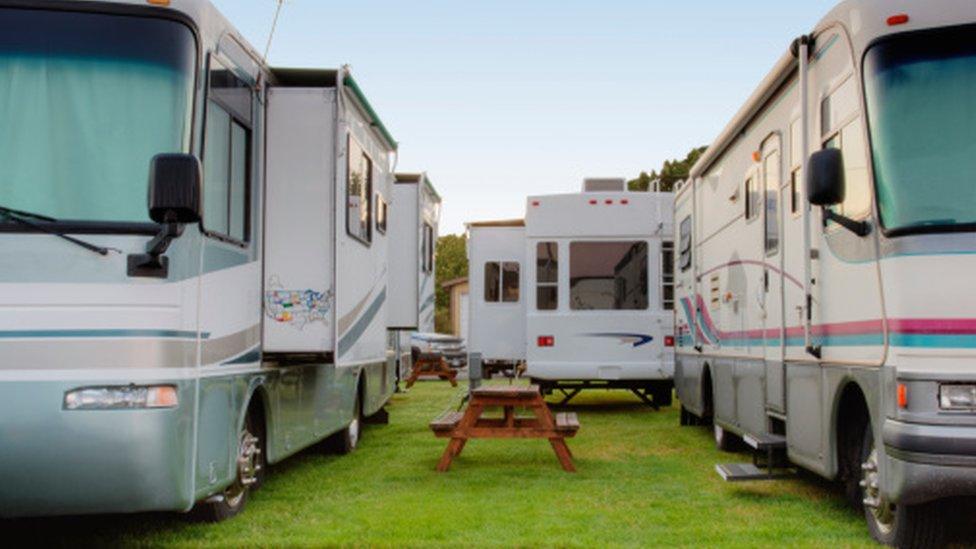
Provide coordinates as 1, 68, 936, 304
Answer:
148, 153, 202, 224
806, 148, 845, 207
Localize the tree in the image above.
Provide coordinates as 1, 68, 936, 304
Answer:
434, 234, 468, 333
628, 146, 708, 192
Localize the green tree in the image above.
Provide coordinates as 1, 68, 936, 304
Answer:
434, 233, 468, 333
628, 146, 708, 192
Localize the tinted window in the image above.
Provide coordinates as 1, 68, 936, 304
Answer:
502, 262, 520, 303
536, 242, 558, 311
764, 149, 780, 255
661, 241, 674, 310
570, 241, 648, 311
484, 262, 500, 302
376, 196, 387, 234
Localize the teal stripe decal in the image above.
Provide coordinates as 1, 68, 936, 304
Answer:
337, 289, 387, 357
0, 329, 209, 340
222, 347, 262, 365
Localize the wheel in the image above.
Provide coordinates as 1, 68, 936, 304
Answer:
192, 409, 264, 522
326, 391, 362, 455
680, 405, 690, 426
858, 424, 946, 547
714, 423, 737, 452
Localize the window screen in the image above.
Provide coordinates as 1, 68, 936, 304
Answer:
569, 241, 648, 311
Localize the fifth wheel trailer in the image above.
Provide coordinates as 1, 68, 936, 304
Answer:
0, 0, 399, 520
673, 0, 976, 545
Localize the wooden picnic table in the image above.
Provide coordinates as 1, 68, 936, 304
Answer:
429, 385, 579, 472
405, 352, 458, 388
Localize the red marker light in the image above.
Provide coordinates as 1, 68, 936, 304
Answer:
621, 199, 629, 205
589, 199, 597, 205
664, 335, 675, 347
605, 199, 613, 205
887, 13, 909, 26
537, 336, 554, 347
898, 383, 909, 408
531, 200, 540, 207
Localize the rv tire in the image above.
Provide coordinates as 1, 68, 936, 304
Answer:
714, 423, 737, 452
191, 409, 264, 522
327, 391, 363, 455
858, 424, 946, 548
652, 384, 672, 407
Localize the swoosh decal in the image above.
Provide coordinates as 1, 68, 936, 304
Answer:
584, 332, 654, 348
337, 289, 387, 358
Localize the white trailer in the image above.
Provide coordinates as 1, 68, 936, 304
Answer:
466, 220, 527, 376
674, 1, 976, 545
389, 172, 441, 379
523, 179, 675, 405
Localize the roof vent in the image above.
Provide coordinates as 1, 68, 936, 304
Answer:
582, 178, 626, 192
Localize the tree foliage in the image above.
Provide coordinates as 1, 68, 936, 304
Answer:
434, 234, 468, 333
628, 146, 708, 192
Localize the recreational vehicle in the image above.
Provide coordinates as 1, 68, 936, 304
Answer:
389, 172, 442, 378
674, 1, 976, 545
524, 179, 675, 405
466, 220, 528, 376
0, 0, 398, 520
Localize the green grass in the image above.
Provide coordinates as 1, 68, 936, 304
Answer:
8, 382, 877, 548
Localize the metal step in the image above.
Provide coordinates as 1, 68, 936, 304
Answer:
716, 463, 792, 482
743, 432, 786, 451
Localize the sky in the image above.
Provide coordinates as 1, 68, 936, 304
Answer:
211, 0, 837, 235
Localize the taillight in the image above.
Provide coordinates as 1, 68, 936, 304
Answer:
664, 335, 675, 347
887, 13, 909, 26
537, 336, 555, 347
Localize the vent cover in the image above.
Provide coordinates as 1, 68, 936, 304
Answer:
582, 178, 626, 192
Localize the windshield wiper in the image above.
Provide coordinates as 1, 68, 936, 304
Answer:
0, 206, 115, 256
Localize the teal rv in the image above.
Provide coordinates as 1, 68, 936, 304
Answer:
0, 0, 400, 520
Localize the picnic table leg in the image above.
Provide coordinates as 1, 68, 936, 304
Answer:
452, 438, 468, 457
549, 438, 576, 472
437, 437, 465, 472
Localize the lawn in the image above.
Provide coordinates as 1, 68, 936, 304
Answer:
8, 381, 878, 548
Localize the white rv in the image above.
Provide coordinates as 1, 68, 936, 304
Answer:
0, 0, 399, 521
674, 1, 976, 545
389, 172, 441, 379
466, 220, 528, 376
524, 179, 675, 405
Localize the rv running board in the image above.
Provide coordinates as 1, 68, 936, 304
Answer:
716, 463, 792, 482
743, 432, 786, 451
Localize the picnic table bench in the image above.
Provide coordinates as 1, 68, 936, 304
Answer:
429, 385, 579, 472
405, 352, 458, 388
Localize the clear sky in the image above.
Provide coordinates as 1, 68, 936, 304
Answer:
212, 0, 837, 235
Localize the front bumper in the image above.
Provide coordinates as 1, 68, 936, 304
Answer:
0, 379, 196, 517
883, 419, 976, 505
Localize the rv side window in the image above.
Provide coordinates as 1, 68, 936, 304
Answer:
569, 241, 648, 311
376, 196, 387, 235
502, 262, 520, 303
346, 136, 373, 245
679, 216, 692, 272
763, 149, 780, 255
536, 242, 558, 311
744, 176, 759, 221
484, 262, 500, 302
202, 58, 252, 244
790, 119, 803, 215
821, 78, 871, 221
422, 223, 434, 273
661, 241, 674, 310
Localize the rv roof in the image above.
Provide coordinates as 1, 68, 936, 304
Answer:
466, 219, 525, 228
395, 173, 442, 202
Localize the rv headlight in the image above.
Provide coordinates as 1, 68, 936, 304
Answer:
64, 385, 178, 410
939, 384, 976, 411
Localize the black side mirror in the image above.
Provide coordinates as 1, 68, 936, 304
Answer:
148, 153, 202, 224
806, 148, 845, 206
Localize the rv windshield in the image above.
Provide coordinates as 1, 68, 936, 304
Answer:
863, 26, 976, 234
0, 8, 195, 226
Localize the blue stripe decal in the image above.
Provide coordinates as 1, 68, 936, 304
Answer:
0, 329, 209, 340
337, 289, 387, 358
222, 347, 262, 365
420, 293, 435, 314
584, 333, 654, 348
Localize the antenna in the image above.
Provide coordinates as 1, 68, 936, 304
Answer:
263, 0, 286, 64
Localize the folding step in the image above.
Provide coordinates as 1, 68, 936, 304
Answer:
716, 463, 792, 482
743, 432, 786, 451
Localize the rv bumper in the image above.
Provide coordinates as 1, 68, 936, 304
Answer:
0, 379, 196, 517
882, 419, 976, 505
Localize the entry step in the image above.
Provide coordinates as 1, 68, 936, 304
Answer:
742, 432, 786, 451
716, 463, 792, 482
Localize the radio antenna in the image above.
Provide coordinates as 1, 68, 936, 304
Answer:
263, 0, 286, 64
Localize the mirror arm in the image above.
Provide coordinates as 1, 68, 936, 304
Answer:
822, 208, 871, 237
128, 212, 186, 278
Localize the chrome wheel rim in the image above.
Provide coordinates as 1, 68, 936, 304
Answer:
225, 425, 261, 508
861, 446, 895, 535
